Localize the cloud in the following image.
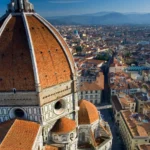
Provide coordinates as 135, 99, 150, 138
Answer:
48, 0, 84, 3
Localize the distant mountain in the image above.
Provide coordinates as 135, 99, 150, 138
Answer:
83, 11, 116, 16
46, 12, 150, 25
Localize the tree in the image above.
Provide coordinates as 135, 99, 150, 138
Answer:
124, 51, 131, 57
96, 53, 109, 61
75, 46, 82, 53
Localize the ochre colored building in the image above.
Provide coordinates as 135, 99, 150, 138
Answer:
0, 0, 112, 149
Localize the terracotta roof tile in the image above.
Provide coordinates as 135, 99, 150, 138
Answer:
80, 72, 104, 91
121, 110, 150, 137
137, 125, 148, 137
0, 119, 40, 150
0, 16, 35, 91
0, 120, 15, 143
27, 16, 72, 89
78, 100, 99, 124
45, 145, 62, 150
51, 117, 76, 134
138, 144, 150, 150
43, 20, 75, 69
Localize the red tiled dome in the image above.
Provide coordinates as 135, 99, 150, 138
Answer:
45, 145, 61, 150
51, 117, 76, 134
78, 100, 99, 125
0, 14, 75, 92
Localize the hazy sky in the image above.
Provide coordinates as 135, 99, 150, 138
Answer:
1, 0, 150, 17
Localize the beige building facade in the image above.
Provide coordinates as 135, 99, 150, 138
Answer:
119, 110, 150, 150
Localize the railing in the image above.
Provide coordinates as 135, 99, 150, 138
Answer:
97, 105, 112, 110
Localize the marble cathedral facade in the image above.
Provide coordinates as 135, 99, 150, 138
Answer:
0, 1, 112, 150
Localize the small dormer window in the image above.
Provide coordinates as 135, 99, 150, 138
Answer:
13, 88, 16, 94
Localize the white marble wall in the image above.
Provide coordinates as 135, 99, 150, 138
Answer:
78, 90, 102, 104
0, 106, 41, 123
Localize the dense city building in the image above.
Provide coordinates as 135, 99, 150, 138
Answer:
1, 0, 150, 150
0, 0, 112, 150
119, 110, 150, 150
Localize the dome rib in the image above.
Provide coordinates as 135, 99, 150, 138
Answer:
34, 14, 75, 74
0, 10, 75, 93
0, 17, 6, 29
0, 14, 12, 36
78, 100, 99, 125
26, 15, 72, 89
23, 13, 40, 92
0, 16, 35, 91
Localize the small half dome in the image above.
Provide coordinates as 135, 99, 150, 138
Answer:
78, 100, 99, 125
51, 117, 76, 134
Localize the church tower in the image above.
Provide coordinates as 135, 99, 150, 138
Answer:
0, 0, 79, 146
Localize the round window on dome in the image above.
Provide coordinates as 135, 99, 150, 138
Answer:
14, 109, 25, 118
54, 100, 65, 115
55, 101, 62, 110
9, 107, 27, 119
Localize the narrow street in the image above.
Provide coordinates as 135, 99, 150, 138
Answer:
100, 54, 125, 150
101, 54, 113, 104
100, 109, 125, 150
